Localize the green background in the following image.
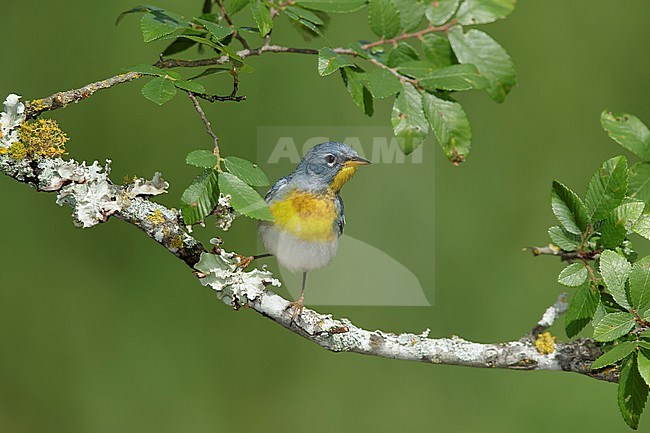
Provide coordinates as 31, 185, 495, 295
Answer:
1, 1, 650, 431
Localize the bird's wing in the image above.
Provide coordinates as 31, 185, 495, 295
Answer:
335, 194, 345, 237
264, 176, 289, 203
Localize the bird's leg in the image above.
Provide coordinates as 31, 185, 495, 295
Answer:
288, 272, 307, 323
235, 253, 273, 269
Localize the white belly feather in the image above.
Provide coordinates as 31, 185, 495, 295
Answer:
259, 222, 338, 273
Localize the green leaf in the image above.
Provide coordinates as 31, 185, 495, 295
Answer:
397, 60, 441, 78
364, 69, 402, 99
633, 214, 650, 240
386, 42, 419, 67
116, 5, 161, 25
425, 0, 460, 25
422, 92, 471, 164
202, 0, 213, 14
629, 162, 650, 205
285, 5, 325, 24
218, 172, 273, 220
162, 36, 197, 56
141, 13, 185, 42
295, 17, 324, 35
391, 0, 425, 31
421, 34, 453, 68
296, 0, 367, 13
591, 341, 638, 369
593, 300, 607, 327
455, 0, 516, 25
391, 83, 429, 155
169, 34, 221, 49
228, 0, 251, 15
141, 77, 177, 105
584, 156, 629, 222
601, 111, 650, 161
181, 168, 220, 225
418, 64, 488, 92
558, 262, 588, 287
195, 18, 233, 41
548, 226, 580, 251
174, 80, 206, 94
565, 282, 600, 338
629, 256, 650, 315
223, 156, 270, 187
593, 312, 636, 342
341, 67, 374, 117
618, 355, 648, 429
601, 212, 628, 249
600, 249, 632, 310
448, 26, 517, 103
551, 180, 589, 235
186, 150, 218, 169
189, 67, 232, 80
368, 0, 401, 38
615, 200, 646, 228
250, 0, 273, 36
318, 48, 355, 76
638, 350, 650, 387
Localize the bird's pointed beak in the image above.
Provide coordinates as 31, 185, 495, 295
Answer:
344, 156, 371, 167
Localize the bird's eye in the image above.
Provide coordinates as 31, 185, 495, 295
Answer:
325, 154, 336, 166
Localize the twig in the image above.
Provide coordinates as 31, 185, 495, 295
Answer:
526, 292, 569, 339
25, 45, 359, 119
24, 72, 141, 119
187, 92, 220, 156
195, 92, 246, 103
526, 245, 583, 262
361, 21, 457, 50
215, 0, 250, 50
365, 56, 419, 86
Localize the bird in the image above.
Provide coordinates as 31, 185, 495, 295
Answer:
258, 141, 370, 321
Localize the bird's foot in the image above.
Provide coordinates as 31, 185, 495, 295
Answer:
287, 296, 305, 324
235, 254, 254, 269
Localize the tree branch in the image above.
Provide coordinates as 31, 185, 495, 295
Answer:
0, 148, 616, 383
24, 43, 425, 119
525, 292, 569, 340
187, 92, 221, 154
360, 21, 457, 50
527, 244, 583, 262
24, 72, 141, 119
214, 0, 250, 50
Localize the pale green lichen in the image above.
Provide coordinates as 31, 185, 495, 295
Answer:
0, 94, 26, 150
196, 251, 281, 306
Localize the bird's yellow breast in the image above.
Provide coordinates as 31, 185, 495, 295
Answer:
269, 189, 337, 242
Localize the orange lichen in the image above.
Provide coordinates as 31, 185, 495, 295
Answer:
19, 118, 68, 158
170, 235, 183, 250
146, 209, 165, 226
534, 332, 557, 354
8, 142, 27, 160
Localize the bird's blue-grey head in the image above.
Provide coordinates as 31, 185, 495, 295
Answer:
291, 141, 370, 193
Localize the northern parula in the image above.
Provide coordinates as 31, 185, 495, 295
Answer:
259, 141, 370, 319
